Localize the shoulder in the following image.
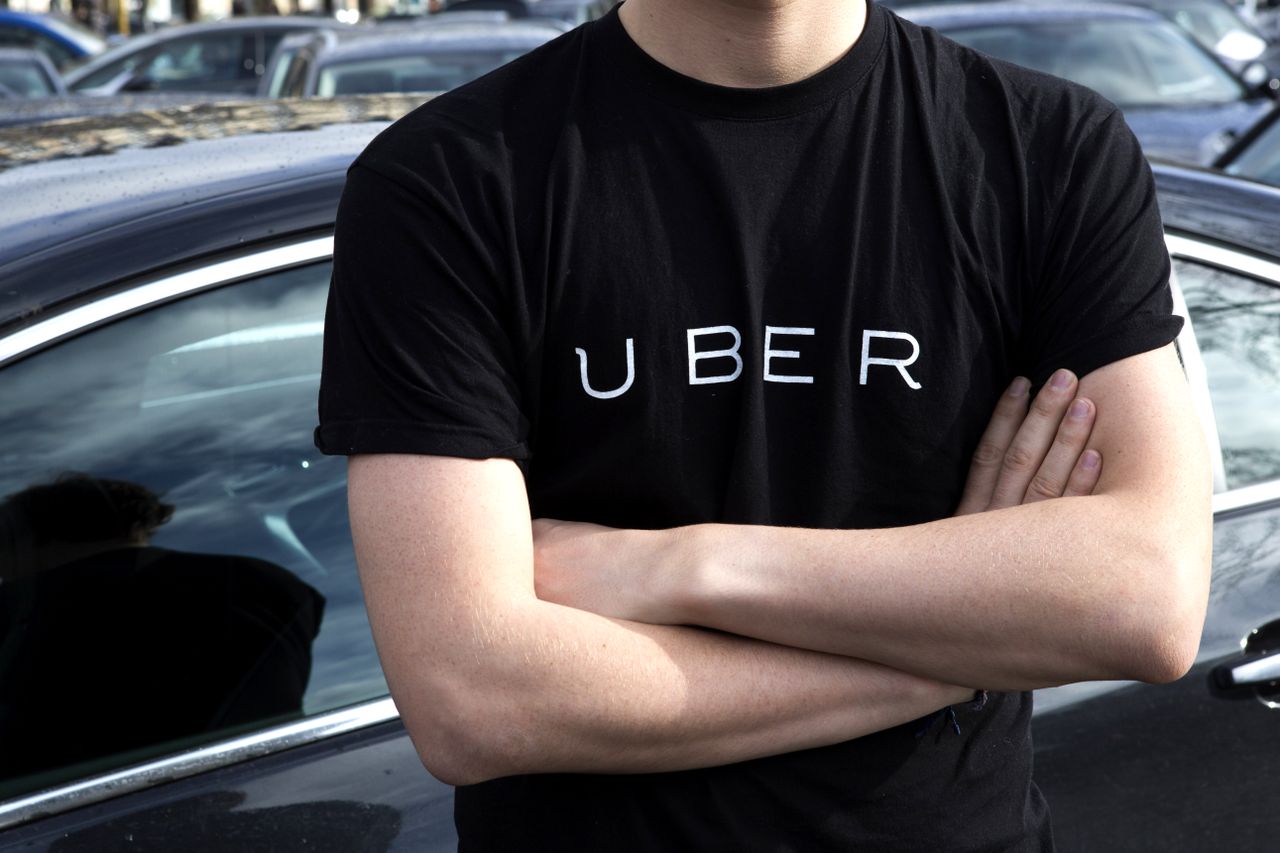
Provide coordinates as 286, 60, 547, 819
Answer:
880, 6, 1122, 153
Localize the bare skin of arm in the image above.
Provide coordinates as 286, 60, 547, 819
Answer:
351, 455, 970, 786
349, 367, 1102, 785
534, 345, 1213, 692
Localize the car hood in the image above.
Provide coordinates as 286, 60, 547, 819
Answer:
1123, 98, 1274, 164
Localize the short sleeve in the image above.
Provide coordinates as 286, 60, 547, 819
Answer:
1018, 108, 1183, 387
315, 158, 530, 459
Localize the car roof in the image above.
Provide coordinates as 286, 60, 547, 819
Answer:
901, 1, 1166, 27
311, 20, 566, 62
0, 10, 106, 54
1151, 159, 1280, 258
0, 96, 421, 333
63, 17, 341, 85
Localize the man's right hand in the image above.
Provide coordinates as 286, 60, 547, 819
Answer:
955, 370, 1102, 516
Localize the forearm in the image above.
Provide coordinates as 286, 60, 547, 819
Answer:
538, 350, 1213, 692
406, 595, 969, 785
349, 454, 969, 788
676, 491, 1205, 690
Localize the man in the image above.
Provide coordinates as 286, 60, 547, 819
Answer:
316, 0, 1211, 848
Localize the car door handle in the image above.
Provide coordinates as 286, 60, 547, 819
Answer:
1213, 650, 1280, 689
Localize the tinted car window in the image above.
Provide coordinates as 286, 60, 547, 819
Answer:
0, 59, 56, 96
0, 26, 72, 69
316, 50, 528, 95
0, 260, 386, 801
72, 32, 254, 92
1176, 257, 1280, 489
1225, 114, 1280, 184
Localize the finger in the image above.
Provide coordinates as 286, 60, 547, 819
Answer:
955, 377, 1032, 516
988, 369, 1078, 510
1023, 397, 1096, 503
1062, 449, 1103, 497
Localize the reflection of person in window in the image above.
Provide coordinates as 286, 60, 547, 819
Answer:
0, 474, 325, 790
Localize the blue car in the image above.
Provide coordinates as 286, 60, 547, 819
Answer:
0, 10, 105, 71
898, 2, 1277, 163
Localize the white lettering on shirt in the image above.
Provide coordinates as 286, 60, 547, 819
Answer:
687, 326, 743, 386
576, 338, 635, 399
763, 326, 816, 384
860, 330, 922, 390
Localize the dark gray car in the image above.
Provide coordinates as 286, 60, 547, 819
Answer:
64, 17, 339, 96
0, 101, 1278, 852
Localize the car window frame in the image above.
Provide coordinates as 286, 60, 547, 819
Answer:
0, 233, 407, 831
1166, 231, 1280, 515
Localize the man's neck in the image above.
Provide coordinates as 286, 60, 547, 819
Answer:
617, 0, 868, 88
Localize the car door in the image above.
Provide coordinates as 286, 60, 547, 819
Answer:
1031, 234, 1280, 851
0, 238, 456, 850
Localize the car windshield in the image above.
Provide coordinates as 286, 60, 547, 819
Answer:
0, 59, 56, 96
946, 18, 1246, 107
1160, 0, 1268, 57
315, 49, 528, 95
1225, 114, 1280, 184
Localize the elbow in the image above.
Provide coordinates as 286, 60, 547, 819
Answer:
1109, 544, 1210, 686
401, 680, 535, 787
416, 733, 505, 788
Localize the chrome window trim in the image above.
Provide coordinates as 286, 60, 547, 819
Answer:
0, 236, 334, 368
1165, 233, 1280, 285
1214, 480, 1280, 518
1165, 232, 1280, 517
0, 697, 400, 831
1166, 257, 1227, 493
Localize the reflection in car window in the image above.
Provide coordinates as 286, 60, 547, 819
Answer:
0, 261, 386, 801
1176, 258, 1280, 490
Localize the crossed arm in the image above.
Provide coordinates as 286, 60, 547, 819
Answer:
349, 344, 1212, 785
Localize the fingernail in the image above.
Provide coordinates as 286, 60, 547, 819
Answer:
1051, 369, 1074, 390
1082, 450, 1100, 471
1069, 398, 1090, 419
1009, 377, 1030, 397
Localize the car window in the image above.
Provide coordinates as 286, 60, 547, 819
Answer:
0, 60, 56, 96
316, 50, 530, 95
947, 19, 1244, 107
70, 45, 152, 89
139, 32, 252, 90
1176, 257, 1280, 490
0, 259, 386, 802
1225, 114, 1280, 185
0, 26, 71, 70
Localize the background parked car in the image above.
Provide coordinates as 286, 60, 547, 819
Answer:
0, 48, 68, 98
899, 2, 1277, 163
886, 0, 1280, 83
63, 18, 339, 96
0, 101, 1278, 851
1215, 100, 1280, 180
1111, 0, 1280, 82
261, 18, 566, 97
0, 10, 105, 72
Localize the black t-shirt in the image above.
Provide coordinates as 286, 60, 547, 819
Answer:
316, 3, 1182, 850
